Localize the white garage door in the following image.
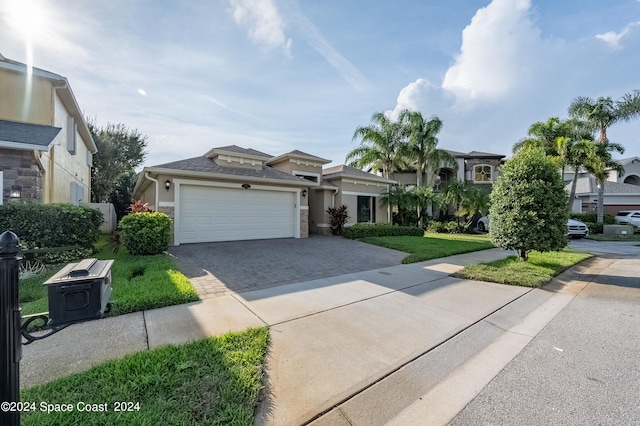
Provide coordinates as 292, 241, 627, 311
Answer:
179, 185, 296, 243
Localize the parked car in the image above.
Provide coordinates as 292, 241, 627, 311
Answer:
567, 218, 589, 239
614, 210, 640, 229
477, 216, 589, 239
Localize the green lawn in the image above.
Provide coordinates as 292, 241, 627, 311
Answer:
20, 236, 199, 317
360, 232, 495, 264
453, 250, 592, 288
21, 327, 269, 426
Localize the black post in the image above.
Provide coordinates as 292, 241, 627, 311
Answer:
0, 231, 21, 426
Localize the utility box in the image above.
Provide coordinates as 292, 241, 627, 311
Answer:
43, 258, 114, 326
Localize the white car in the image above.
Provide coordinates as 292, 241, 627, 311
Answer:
477, 216, 589, 239
614, 210, 640, 228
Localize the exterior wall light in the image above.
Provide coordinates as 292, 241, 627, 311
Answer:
302, 189, 307, 197
10, 186, 21, 198
165, 180, 171, 191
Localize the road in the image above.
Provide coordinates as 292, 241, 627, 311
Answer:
450, 242, 640, 425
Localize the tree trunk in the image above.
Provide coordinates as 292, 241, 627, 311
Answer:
568, 166, 579, 212
597, 181, 605, 224
519, 249, 528, 261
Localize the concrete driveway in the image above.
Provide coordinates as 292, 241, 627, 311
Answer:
168, 235, 407, 297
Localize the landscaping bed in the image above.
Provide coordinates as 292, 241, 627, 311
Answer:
21, 327, 269, 426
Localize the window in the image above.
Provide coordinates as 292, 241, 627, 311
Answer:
67, 116, 77, 155
357, 196, 376, 223
474, 165, 492, 182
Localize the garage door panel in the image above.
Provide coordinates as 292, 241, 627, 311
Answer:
179, 185, 296, 243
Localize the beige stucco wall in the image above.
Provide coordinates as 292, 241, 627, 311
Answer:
271, 160, 323, 177
309, 188, 335, 234
327, 178, 390, 225
37, 93, 91, 203
0, 69, 53, 125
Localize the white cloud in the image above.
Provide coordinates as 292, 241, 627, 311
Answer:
442, 0, 542, 102
596, 21, 640, 49
387, 79, 451, 119
228, 0, 292, 54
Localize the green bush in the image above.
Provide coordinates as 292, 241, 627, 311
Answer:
426, 221, 447, 233
342, 223, 424, 239
570, 213, 615, 225
119, 212, 171, 255
0, 203, 102, 249
585, 222, 603, 234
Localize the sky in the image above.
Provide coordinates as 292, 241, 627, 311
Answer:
1, 0, 639, 168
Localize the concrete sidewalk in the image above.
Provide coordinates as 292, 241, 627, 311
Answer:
18, 246, 607, 425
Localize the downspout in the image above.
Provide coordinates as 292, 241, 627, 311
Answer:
144, 172, 159, 212
331, 188, 339, 208
48, 145, 55, 203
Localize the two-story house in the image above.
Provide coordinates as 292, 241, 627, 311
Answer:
0, 52, 96, 206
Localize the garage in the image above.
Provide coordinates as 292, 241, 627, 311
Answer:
178, 184, 298, 244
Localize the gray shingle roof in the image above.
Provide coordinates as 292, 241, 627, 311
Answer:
213, 145, 273, 158
152, 156, 307, 182
566, 176, 640, 194
0, 120, 61, 149
323, 164, 395, 183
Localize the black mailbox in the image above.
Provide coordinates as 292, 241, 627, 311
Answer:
43, 258, 114, 326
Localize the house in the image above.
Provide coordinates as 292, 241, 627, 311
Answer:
0, 53, 96, 206
132, 146, 395, 245
565, 157, 640, 214
392, 150, 505, 189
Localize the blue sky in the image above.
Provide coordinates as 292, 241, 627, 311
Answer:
1, 0, 639, 168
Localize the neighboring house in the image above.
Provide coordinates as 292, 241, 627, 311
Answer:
565, 157, 640, 214
0, 53, 96, 206
392, 150, 505, 188
132, 146, 395, 245
567, 175, 640, 215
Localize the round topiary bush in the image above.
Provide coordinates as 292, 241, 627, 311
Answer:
118, 212, 171, 255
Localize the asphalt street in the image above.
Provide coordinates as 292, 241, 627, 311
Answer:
451, 253, 640, 426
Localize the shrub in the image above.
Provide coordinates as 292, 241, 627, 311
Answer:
426, 221, 447, 233
570, 213, 615, 225
326, 205, 349, 236
585, 222, 603, 234
489, 148, 568, 261
119, 212, 171, 255
0, 203, 103, 249
342, 223, 424, 239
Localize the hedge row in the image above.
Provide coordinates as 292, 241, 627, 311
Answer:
0, 203, 103, 249
569, 213, 615, 225
342, 223, 424, 239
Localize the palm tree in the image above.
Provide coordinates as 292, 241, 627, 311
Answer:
513, 117, 571, 157
561, 137, 596, 212
347, 112, 407, 179
379, 185, 414, 226
443, 179, 467, 227
568, 91, 640, 222
583, 142, 625, 221
398, 110, 457, 187
568, 91, 640, 144
458, 186, 490, 228
411, 185, 441, 226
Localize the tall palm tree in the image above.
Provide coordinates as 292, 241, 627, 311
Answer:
568, 91, 640, 222
443, 179, 467, 227
561, 137, 596, 212
458, 186, 490, 228
583, 142, 625, 221
513, 117, 571, 157
398, 110, 457, 187
347, 112, 407, 179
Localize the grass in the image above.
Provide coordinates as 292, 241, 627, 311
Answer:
21, 327, 270, 426
453, 250, 593, 288
20, 235, 199, 317
360, 232, 495, 264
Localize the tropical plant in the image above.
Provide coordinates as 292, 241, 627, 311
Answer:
568, 91, 640, 222
443, 180, 467, 226
326, 205, 350, 236
512, 117, 572, 158
489, 148, 569, 261
458, 186, 491, 227
379, 185, 414, 226
411, 185, 441, 226
582, 142, 625, 220
347, 112, 407, 179
399, 110, 457, 187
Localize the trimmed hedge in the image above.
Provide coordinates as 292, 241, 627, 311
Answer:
0, 203, 103, 249
570, 213, 615, 225
342, 223, 424, 239
119, 212, 171, 255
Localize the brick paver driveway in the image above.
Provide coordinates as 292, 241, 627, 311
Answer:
169, 235, 407, 298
